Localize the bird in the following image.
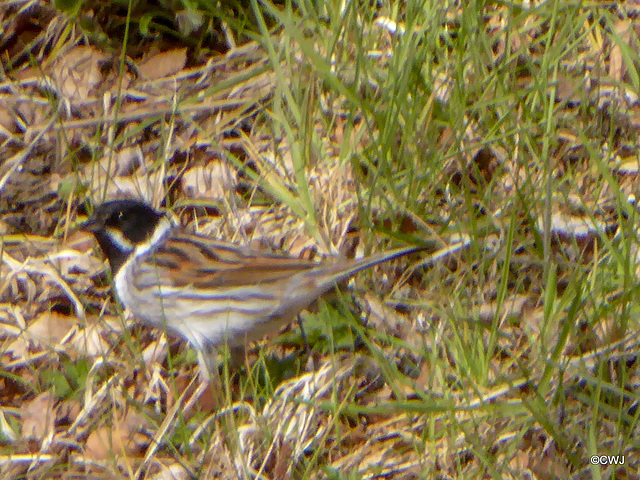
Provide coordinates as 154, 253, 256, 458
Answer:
82, 199, 424, 378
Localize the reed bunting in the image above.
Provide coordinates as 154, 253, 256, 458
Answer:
82, 199, 424, 377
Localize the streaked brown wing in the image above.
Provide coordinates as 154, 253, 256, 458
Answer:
135, 232, 321, 291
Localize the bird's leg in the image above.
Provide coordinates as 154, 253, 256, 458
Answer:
297, 314, 310, 355
298, 314, 321, 371
197, 345, 220, 384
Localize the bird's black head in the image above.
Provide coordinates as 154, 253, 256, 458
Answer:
82, 199, 164, 274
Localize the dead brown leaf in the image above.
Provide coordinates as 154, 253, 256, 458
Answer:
181, 161, 237, 200
21, 391, 56, 445
6, 311, 75, 360
48, 46, 110, 102
84, 410, 150, 462
610, 20, 632, 82
137, 48, 188, 81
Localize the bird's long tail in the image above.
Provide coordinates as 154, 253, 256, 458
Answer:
310, 245, 429, 292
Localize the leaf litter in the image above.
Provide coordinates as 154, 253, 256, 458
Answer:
1, 1, 640, 478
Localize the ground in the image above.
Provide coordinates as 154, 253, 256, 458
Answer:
0, 1, 639, 479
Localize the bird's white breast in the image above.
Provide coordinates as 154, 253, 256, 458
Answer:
114, 217, 174, 324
